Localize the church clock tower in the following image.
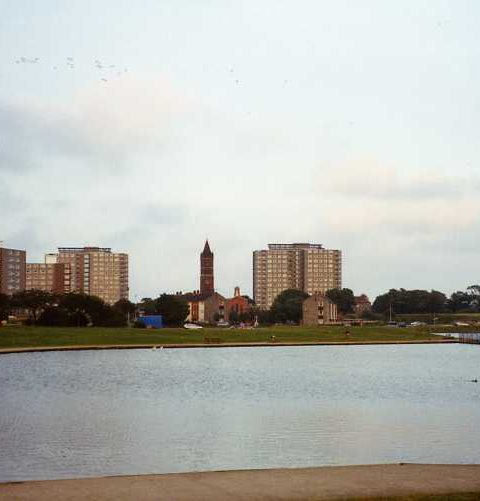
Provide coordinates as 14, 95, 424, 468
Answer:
200, 240, 214, 295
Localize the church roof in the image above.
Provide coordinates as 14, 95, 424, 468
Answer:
181, 291, 225, 302
182, 292, 212, 302
201, 239, 213, 257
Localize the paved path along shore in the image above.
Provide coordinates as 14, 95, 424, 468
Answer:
1, 464, 480, 500
0, 338, 457, 355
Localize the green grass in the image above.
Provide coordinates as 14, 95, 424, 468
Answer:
0, 324, 471, 349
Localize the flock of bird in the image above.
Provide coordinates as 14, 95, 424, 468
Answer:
14, 56, 129, 82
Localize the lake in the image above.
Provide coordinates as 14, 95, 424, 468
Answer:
0, 344, 479, 482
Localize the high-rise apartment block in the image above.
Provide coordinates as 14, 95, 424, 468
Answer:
26, 247, 128, 304
253, 243, 342, 310
0, 246, 26, 295
26, 262, 68, 294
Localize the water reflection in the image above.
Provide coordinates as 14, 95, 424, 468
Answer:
0, 345, 479, 481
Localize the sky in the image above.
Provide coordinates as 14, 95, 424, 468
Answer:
1, 0, 479, 301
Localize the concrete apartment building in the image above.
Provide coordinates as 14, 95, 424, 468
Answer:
26, 262, 68, 294
253, 243, 342, 310
27, 247, 129, 304
0, 245, 26, 295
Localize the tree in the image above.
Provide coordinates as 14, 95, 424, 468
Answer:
138, 297, 157, 315
113, 299, 136, 322
447, 291, 472, 312
466, 285, 480, 311
10, 290, 55, 324
154, 294, 189, 326
37, 306, 72, 327
38, 293, 126, 327
270, 289, 309, 323
0, 293, 10, 321
229, 310, 239, 324
372, 288, 447, 315
251, 307, 272, 325
326, 288, 355, 315
427, 290, 447, 314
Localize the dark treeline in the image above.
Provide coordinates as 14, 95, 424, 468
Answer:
1, 285, 479, 328
372, 286, 480, 316
260, 285, 480, 325
0, 290, 135, 327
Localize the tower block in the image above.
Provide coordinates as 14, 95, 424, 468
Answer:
200, 240, 214, 295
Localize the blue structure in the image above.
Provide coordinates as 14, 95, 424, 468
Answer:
138, 315, 163, 329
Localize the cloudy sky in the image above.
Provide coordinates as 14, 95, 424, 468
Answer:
1, 0, 479, 301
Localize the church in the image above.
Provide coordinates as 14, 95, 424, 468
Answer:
182, 241, 228, 324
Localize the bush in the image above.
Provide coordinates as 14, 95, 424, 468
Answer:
133, 319, 146, 328
37, 307, 71, 327
360, 309, 383, 321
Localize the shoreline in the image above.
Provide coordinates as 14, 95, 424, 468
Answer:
0, 338, 458, 355
1, 464, 480, 500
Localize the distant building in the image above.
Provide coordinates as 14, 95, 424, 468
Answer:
182, 240, 227, 324
0, 245, 26, 295
26, 262, 67, 294
200, 240, 214, 295
28, 247, 128, 304
183, 291, 227, 324
253, 243, 342, 310
137, 315, 163, 329
354, 294, 372, 316
226, 286, 252, 320
302, 292, 338, 326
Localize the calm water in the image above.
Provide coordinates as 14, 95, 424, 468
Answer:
1, 345, 479, 482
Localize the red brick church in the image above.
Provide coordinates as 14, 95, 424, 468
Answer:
182, 241, 227, 324
182, 241, 252, 325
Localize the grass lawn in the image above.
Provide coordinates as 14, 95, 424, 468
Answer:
0, 324, 470, 349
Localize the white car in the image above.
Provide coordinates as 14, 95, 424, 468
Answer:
184, 323, 203, 330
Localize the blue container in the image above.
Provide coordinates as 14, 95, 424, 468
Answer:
138, 315, 163, 329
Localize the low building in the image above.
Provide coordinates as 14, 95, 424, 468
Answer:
182, 291, 227, 324
354, 294, 372, 316
0, 246, 26, 295
302, 293, 338, 326
226, 286, 252, 321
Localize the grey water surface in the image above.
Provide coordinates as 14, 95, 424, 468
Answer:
1, 344, 479, 482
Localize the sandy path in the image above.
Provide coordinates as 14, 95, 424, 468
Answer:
1, 464, 480, 500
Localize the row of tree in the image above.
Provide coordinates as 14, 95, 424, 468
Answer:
0, 290, 134, 327
372, 286, 480, 315
261, 285, 480, 324
2, 285, 479, 328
